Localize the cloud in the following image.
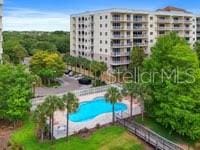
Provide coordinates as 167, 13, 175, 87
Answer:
3, 7, 70, 31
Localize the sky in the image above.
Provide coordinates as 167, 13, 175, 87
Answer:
3, 0, 200, 31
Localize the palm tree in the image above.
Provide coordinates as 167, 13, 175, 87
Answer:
43, 95, 65, 140
62, 93, 79, 139
33, 104, 47, 141
105, 87, 122, 124
91, 61, 107, 86
122, 81, 139, 117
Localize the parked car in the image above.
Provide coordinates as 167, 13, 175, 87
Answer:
78, 77, 92, 85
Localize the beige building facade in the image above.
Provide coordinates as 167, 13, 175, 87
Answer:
70, 7, 199, 70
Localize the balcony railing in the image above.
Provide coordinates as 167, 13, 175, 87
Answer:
184, 27, 191, 30
157, 27, 171, 30
111, 43, 132, 47
111, 60, 130, 65
112, 17, 131, 22
133, 18, 147, 22
133, 43, 148, 47
112, 26, 132, 30
112, 34, 132, 39
111, 52, 130, 56
133, 34, 147, 38
184, 20, 192, 23
157, 19, 171, 23
173, 20, 184, 23
172, 27, 184, 30
133, 27, 148, 30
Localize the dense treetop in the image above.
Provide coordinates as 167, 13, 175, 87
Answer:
143, 32, 200, 140
3, 31, 70, 64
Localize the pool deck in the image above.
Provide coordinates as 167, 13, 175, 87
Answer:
53, 92, 141, 139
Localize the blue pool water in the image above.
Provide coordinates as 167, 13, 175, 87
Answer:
69, 97, 127, 122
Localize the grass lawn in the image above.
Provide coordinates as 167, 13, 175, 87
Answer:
134, 116, 195, 146
11, 119, 147, 150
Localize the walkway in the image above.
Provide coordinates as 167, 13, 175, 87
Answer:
115, 113, 184, 150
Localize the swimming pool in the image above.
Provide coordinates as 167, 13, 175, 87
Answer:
69, 97, 127, 122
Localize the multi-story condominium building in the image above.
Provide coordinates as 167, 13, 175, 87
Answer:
70, 6, 199, 70
0, 0, 3, 64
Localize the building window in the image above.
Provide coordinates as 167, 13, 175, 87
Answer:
100, 48, 102, 52
105, 24, 108, 27
100, 24, 102, 28
105, 15, 108, 19
150, 39, 153, 43
150, 32, 153, 35
105, 40, 108, 44
105, 57, 107, 61
100, 40, 102, 44
105, 49, 108, 53
100, 56, 102, 60
100, 16, 102, 20
150, 24, 153, 28
100, 32, 102, 36
105, 32, 108, 36
150, 16, 153, 20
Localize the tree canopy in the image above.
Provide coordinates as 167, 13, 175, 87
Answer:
30, 51, 65, 85
143, 32, 200, 140
0, 64, 34, 122
3, 31, 70, 63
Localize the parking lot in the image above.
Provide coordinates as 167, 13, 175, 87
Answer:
35, 75, 91, 97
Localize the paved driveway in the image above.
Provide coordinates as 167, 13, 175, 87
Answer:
35, 75, 91, 97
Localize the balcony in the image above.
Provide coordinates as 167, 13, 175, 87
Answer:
133, 42, 148, 47
184, 20, 192, 24
133, 18, 148, 22
111, 52, 130, 57
157, 27, 171, 31
184, 27, 191, 31
157, 19, 171, 23
133, 26, 148, 30
173, 20, 184, 24
133, 34, 147, 38
172, 27, 184, 31
112, 26, 132, 30
111, 60, 130, 65
112, 17, 131, 22
112, 34, 132, 39
111, 43, 132, 47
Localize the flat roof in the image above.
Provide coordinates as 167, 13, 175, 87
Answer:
71, 8, 197, 17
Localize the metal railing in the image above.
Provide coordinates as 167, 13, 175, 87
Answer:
115, 112, 184, 150
31, 84, 117, 109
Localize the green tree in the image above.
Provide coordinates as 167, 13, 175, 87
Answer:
129, 47, 145, 81
62, 93, 79, 139
194, 41, 200, 64
3, 40, 27, 64
30, 51, 65, 85
122, 81, 139, 117
143, 32, 200, 140
33, 104, 47, 141
43, 96, 64, 140
34, 41, 57, 52
105, 87, 122, 124
91, 61, 107, 86
0, 64, 33, 124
